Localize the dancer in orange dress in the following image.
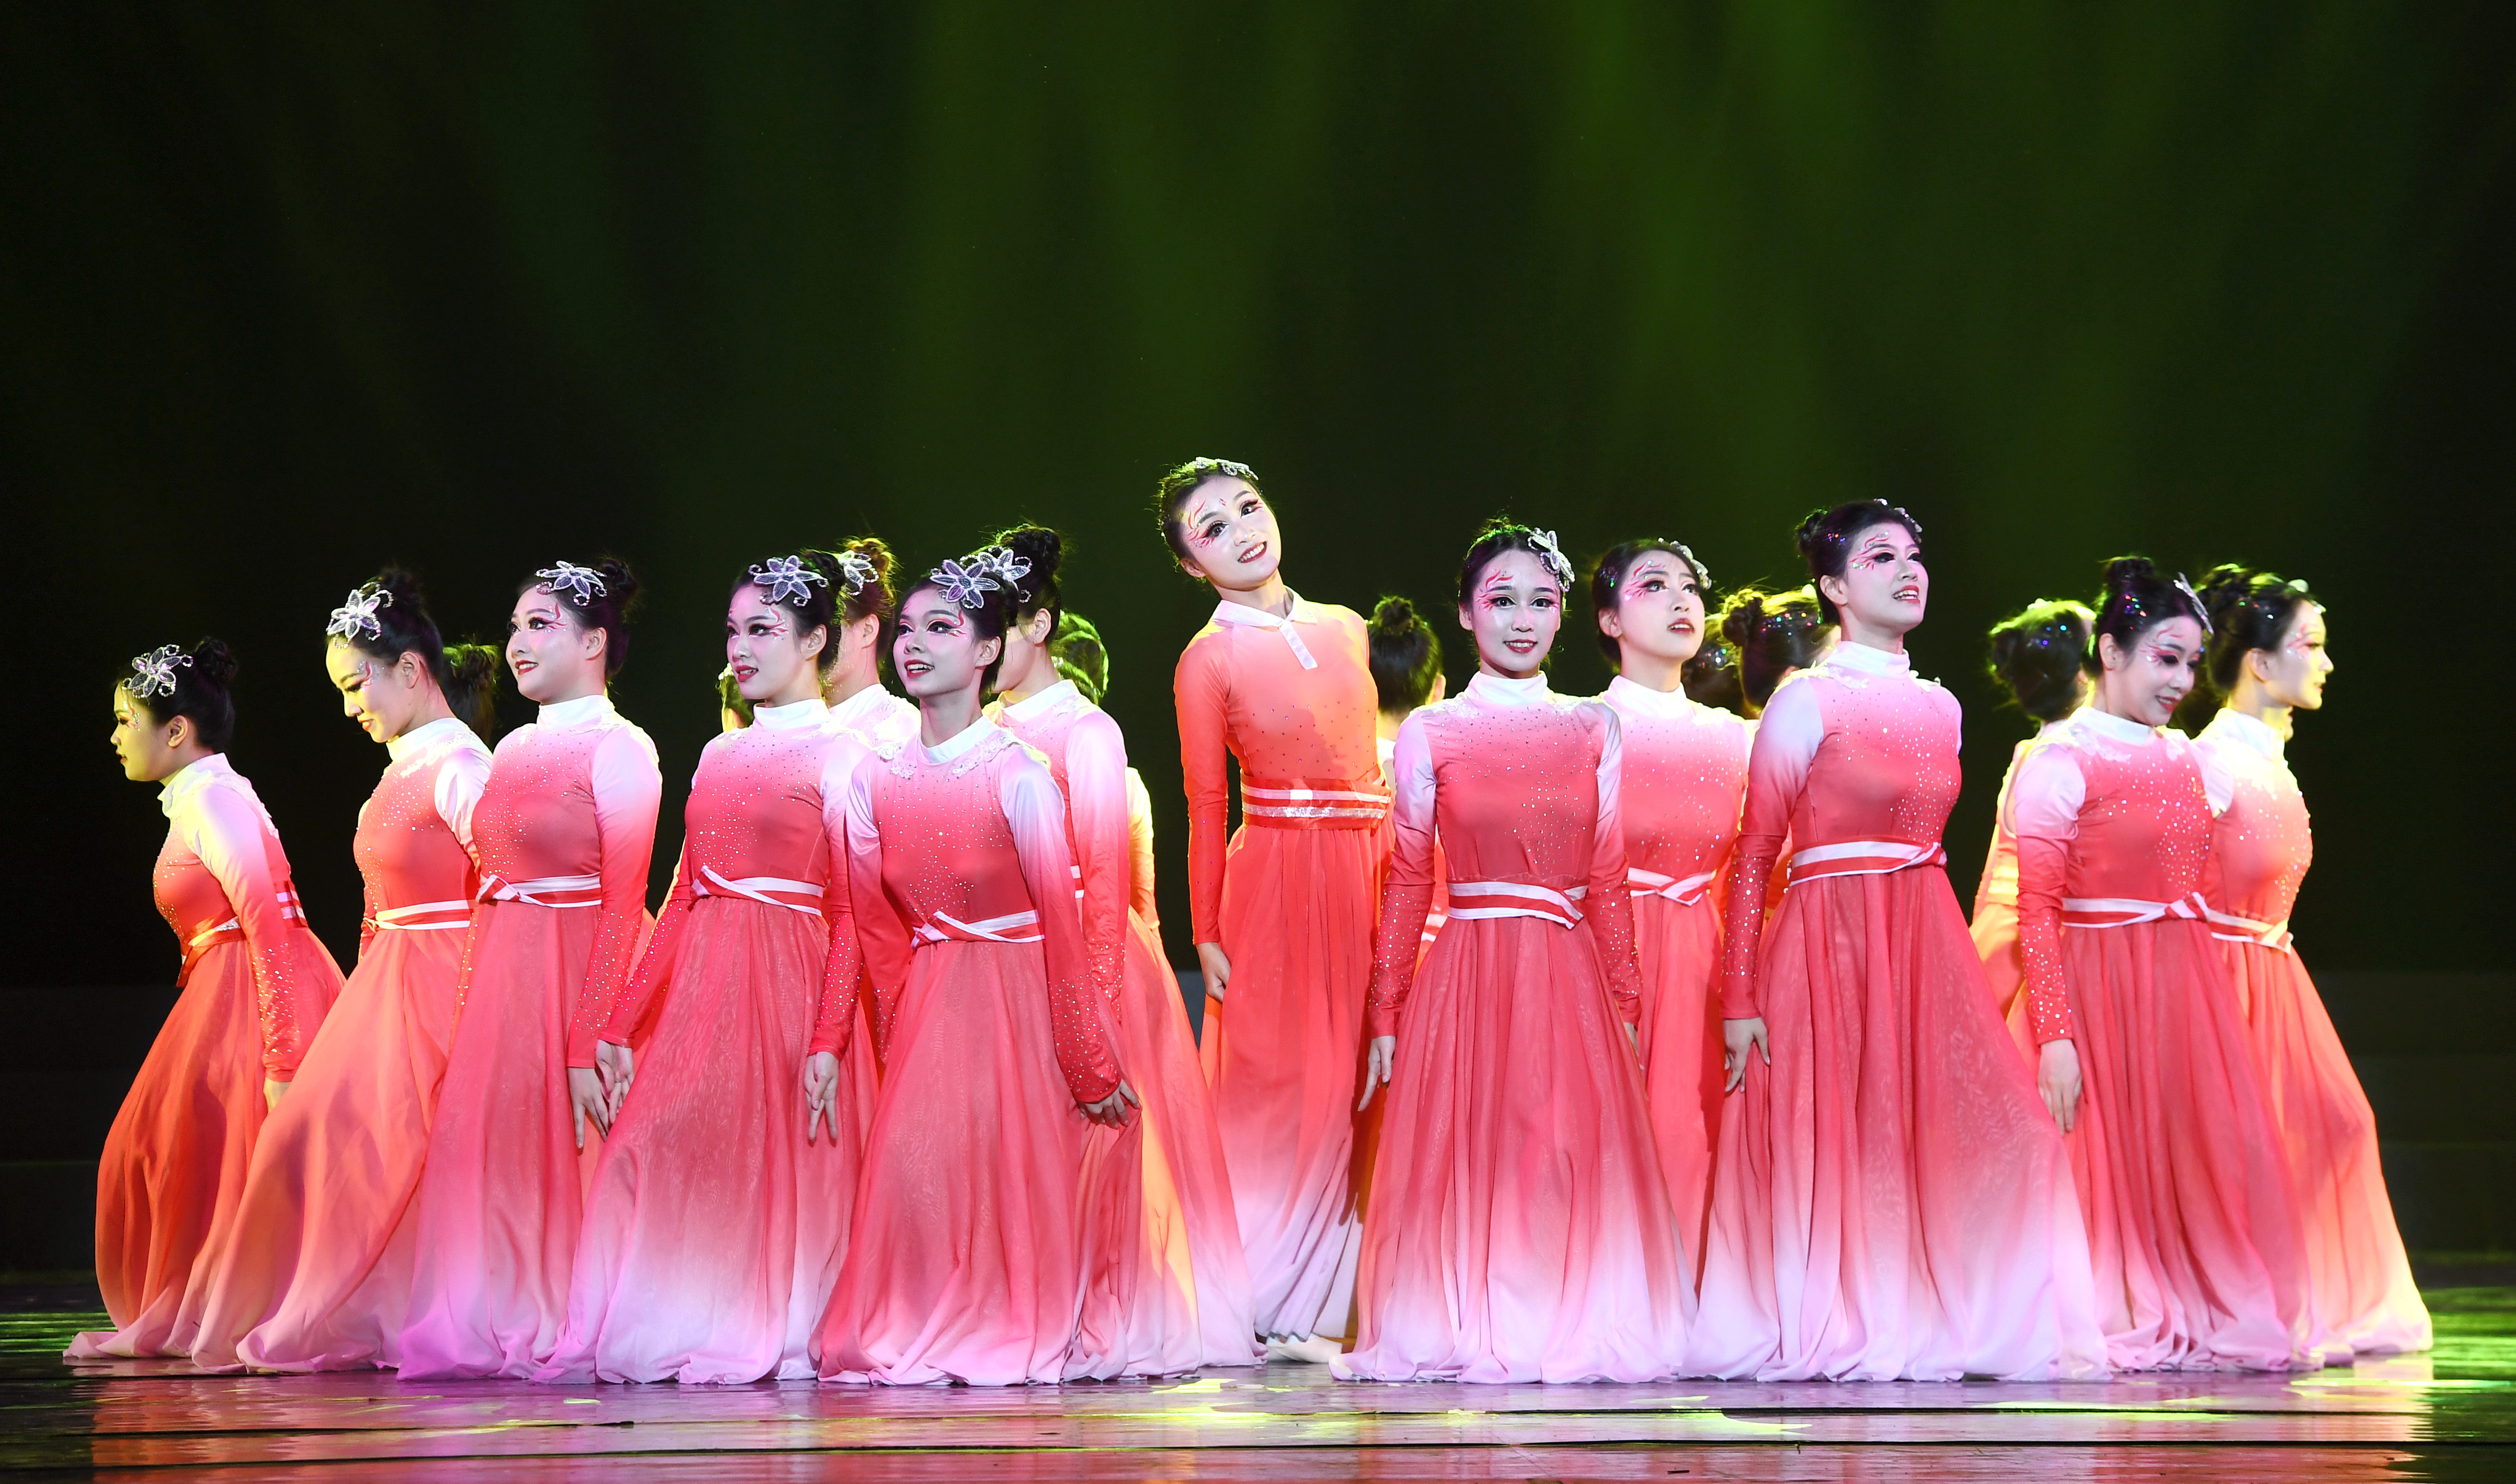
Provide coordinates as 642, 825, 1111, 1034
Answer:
1690, 502, 2103, 1383
191, 576, 496, 1372
1590, 539, 1750, 1270
542, 552, 876, 1384
1344, 523, 1686, 1382
74, 641, 344, 1360
1970, 600, 2091, 1038
399, 559, 661, 1380
1161, 458, 1385, 1361
2187, 566, 2427, 1356
808, 548, 1132, 1385
2012, 558, 2318, 1371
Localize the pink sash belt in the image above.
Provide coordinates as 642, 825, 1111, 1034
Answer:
912, 909, 1043, 947
694, 866, 825, 918
2205, 904, 2295, 953
1785, 839, 1946, 888
1445, 880, 1586, 928
1628, 865, 1719, 907
477, 872, 604, 908
2061, 891, 2210, 929
1241, 775, 1391, 830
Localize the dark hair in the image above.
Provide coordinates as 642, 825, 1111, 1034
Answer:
1720, 586, 1833, 709
1154, 456, 1263, 565
2088, 556, 2210, 672
1985, 598, 2094, 724
1588, 538, 1713, 666
733, 549, 848, 635
2171, 563, 2321, 730
1367, 596, 1444, 713
1795, 500, 1924, 624
716, 666, 754, 727
1682, 639, 1745, 713
812, 536, 900, 684
1049, 610, 1109, 705
516, 557, 641, 677
901, 551, 1018, 692
333, 569, 498, 736
122, 637, 240, 751
992, 524, 1066, 631
1456, 518, 1574, 605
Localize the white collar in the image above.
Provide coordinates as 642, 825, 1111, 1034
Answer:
2203, 707, 2287, 763
1002, 679, 1081, 721
1211, 591, 1321, 669
2074, 707, 2161, 746
829, 682, 906, 726
159, 752, 235, 816
1465, 671, 1551, 707
1825, 641, 1911, 678
923, 715, 998, 765
750, 697, 829, 732
536, 693, 618, 730
388, 715, 479, 762
1605, 674, 1698, 718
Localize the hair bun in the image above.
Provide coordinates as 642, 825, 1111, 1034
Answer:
1720, 591, 1769, 650
843, 537, 895, 584
1792, 510, 1829, 558
190, 636, 240, 686
1003, 524, 1063, 586
594, 557, 642, 611
2100, 555, 2159, 591
1371, 595, 1418, 632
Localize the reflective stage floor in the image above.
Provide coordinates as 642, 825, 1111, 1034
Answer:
7, 1287, 2514, 1482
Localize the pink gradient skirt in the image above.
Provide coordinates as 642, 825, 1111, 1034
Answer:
1633, 892, 1725, 1277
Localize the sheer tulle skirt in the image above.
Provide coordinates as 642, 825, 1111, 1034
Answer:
1633, 893, 1724, 1276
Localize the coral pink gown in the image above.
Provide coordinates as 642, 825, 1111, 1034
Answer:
1340, 674, 1689, 1382
1690, 641, 2105, 1382
540, 699, 876, 1384
2012, 706, 2318, 1371
72, 754, 345, 1360
190, 719, 490, 1371
1972, 727, 2065, 1064
995, 682, 1259, 1375
1600, 674, 1750, 1270
1175, 592, 1386, 1343
811, 718, 1123, 1384
2192, 708, 2429, 1356
398, 693, 660, 1379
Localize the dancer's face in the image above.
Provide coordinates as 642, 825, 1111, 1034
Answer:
1820, 522, 1928, 637
1598, 549, 1708, 668
1173, 478, 1282, 592
1459, 548, 1562, 680
325, 638, 430, 743
506, 588, 607, 704
725, 588, 827, 705
2248, 604, 2332, 712
110, 686, 188, 782
2097, 616, 2206, 726
892, 588, 1000, 702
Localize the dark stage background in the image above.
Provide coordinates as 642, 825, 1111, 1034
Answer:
3, 3, 2510, 988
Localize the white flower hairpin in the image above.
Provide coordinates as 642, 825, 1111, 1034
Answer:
2173, 573, 2213, 634
326, 583, 393, 640
749, 555, 829, 608
536, 561, 608, 606
832, 550, 876, 595
129, 645, 191, 700
975, 544, 1033, 600
931, 555, 1002, 608
1527, 528, 1574, 591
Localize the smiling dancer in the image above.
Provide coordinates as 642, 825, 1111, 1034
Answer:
2186, 567, 2427, 1357
1162, 458, 1386, 1361
1591, 539, 1751, 1271
809, 548, 1132, 1385
1690, 502, 2104, 1383
1343, 522, 1685, 1381
73, 641, 344, 1361
191, 576, 496, 1372
1971, 600, 2092, 1037
398, 560, 661, 1380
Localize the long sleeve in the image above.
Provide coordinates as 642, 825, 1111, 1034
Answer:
814, 755, 908, 1058
596, 837, 695, 1053
185, 784, 324, 1079
813, 735, 867, 1052
1174, 638, 1234, 944
1003, 756, 1122, 1104
2007, 744, 2084, 1046
1717, 678, 1822, 1018
1124, 767, 1158, 923
566, 724, 664, 1067
434, 745, 492, 860
1064, 713, 1135, 1011
357, 826, 381, 962
1583, 706, 1644, 1026
1365, 713, 1439, 1040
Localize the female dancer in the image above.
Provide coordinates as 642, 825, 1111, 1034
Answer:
399, 559, 661, 1380
1717, 586, 1832, 719
539, 552, 876, 1385
1163, 457, 1386, 1360
191, 576, 497, 1372
1367, 597, 1446, 958
1971, 600, 2092, 1032
74, 641, 344, 1359
2188, 566, 2426, 1355
1591, 538, 1751, 1269
1691, 502, 2103, 1383
1343, 522, 1684, 1382
817, 536, 920, 750
806, 548, 1131, 1385
985, 527, 1258, 1375
2011, 557, 2317, 1370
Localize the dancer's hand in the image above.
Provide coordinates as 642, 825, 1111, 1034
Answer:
1082, 1080, 1140, 1128
567, 1066, 612, 1149
1196, 941, 1231, 1003
264, 1078, 290, 1111
1721, 1017, 1769, 1093
1357, 1034, 1397, 1112
803, 1050, 839, 1143
594, 1039, 635, 1122
2038, 1038, 2083, 1133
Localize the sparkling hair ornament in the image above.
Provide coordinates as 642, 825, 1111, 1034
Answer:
2172, 573, 2213, 634
1175, 455, 1258, 485
535, 560, 608, 607
1527, 528, 1575, 592
974, 544, 1033, 601
749, 554, 830, 608
832, 549, 876, 595
129, 645, 192, 701
929, 554, 1004, 609
325, 582, 394, 641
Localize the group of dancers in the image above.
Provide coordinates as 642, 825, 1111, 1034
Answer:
76, 454, 2427, 1386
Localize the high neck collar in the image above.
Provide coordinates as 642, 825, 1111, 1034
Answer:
924, 715, 998, 764
2204, 706, 2287, 763
1465, 671, 1551, 707
1605, 673, 1698, 717
536, 693, 617, 730
1002, 678, 1081, 721
830, 683, 904, 727
749, 697, 828, 732
2075, 707, 2161, 746
388, 715, 477, 761
1826, 641, 1910, 678
159, 752, 234, 814
1209, 590, 1315, 628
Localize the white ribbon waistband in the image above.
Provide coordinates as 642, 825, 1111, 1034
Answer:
1628, 866, 1719, 906
912, 908, 1044, 946
2061, 891, 2209, 929
187, 888, 309, 948
1444, 880, 1586, 928
2205, 905, 2295, 953
479, 872, 604, 908
1786, 839, 1946, 887
374, 898, 472, 932
1240, 783, 1391, 823
694, 866, 825, 917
